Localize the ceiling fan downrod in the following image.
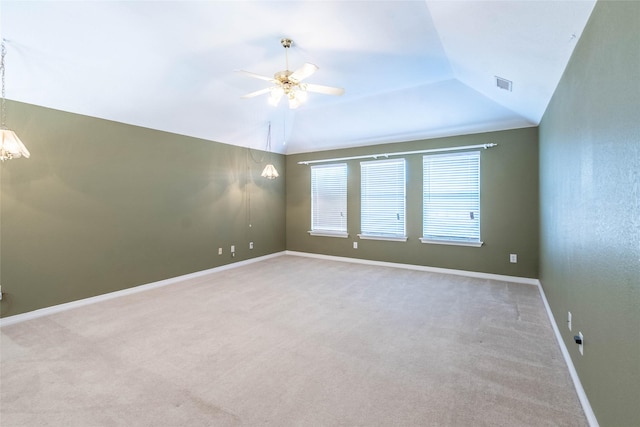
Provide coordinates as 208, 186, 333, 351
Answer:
281, 38, 292, 71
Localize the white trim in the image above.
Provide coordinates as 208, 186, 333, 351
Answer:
308, 231, 349, 238
0, 252, 286, 327
536, 280, 599, 427
285, 251, 538, 285
420, 238, 483, 247
358, 234, 408, 242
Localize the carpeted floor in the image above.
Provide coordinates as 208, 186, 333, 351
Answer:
0, 255, 587, 426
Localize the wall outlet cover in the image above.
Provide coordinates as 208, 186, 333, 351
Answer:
578, 331, 584, 356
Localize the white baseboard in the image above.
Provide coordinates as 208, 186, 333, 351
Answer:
536, 280, 599, 427
285, 250, 539, 285
0, 252, 286, 327
0, 251, 534, 327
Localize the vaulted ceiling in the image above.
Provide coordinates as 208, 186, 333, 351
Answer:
2, 1, 596, 154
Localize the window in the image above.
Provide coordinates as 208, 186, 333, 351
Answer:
422, 151, 482, 246
309, 163, 348, 237
360, 158, 407, 241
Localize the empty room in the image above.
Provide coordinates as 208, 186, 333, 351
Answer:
0, 1, 638, 426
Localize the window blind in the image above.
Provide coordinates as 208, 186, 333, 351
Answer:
360, 158, 406, 239
422, 151, 480, 243
311, 163, 348, 235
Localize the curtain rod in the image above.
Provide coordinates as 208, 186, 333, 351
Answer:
297, 143, 498, 165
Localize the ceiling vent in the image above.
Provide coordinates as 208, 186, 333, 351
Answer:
495, 76, 512, 91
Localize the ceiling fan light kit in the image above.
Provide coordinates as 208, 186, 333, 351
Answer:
240, 38, 344, 109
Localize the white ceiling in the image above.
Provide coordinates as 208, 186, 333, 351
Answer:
2, 0, 596, 154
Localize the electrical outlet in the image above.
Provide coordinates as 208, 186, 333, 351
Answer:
249, 242, 254, 250
0, 285, 3, 301
218, 248, 222, 255
231, 245, 235, 253
567, 311, 572, 331
353, 242, 358, 249
509, 253, 518, 263
578, 331, 584, 355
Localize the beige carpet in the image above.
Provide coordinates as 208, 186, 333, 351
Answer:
1, 255, 586, 426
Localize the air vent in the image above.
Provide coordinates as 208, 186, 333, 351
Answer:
496, 76, 512, 91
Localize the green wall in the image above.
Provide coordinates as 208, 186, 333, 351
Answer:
0, 101, 285, 317
286, 127, 539, 278
539, 1, 640, 426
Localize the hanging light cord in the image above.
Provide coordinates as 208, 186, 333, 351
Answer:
247, 146, 266, 164
266, 122, 272, 153
247, 122, 273, 164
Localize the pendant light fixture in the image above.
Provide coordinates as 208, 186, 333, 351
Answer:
0, 39, 29, 161
261, 123, 279, 180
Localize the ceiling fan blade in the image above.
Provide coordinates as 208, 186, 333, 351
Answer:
237, 70, 275, 82
289, 63, 319, 82
241, 87, 273, 99
305, 83, 345, 96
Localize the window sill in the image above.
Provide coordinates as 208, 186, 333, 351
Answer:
420, 238, 483, 247
358, 234, 408, 242
308, 231, 349, 238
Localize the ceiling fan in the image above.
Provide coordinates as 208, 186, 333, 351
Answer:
239, 38, 345, 109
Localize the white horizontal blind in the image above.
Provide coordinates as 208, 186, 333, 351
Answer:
423, 151, 480, 243
311, 163, 347, 233
360, 158, 406, 238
